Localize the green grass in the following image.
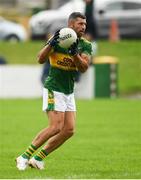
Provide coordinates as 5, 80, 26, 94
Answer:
0, 40, 141, 94
0, 99, 141, 179
98, 41, 141, 94
0, 41, 42, 64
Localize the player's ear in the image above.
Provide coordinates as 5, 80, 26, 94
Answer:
68, 19, 74, 28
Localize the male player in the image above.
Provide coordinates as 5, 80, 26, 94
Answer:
16, 12, 92, 170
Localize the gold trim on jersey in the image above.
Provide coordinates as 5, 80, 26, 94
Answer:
49, 52, 77, 71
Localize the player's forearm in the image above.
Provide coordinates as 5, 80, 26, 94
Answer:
73, 54, 88, 73
38, 45, 52, 64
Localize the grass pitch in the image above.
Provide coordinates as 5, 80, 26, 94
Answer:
0, 98, 141, 179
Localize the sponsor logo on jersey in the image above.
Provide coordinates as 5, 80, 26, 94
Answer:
50, 53, 77, 71
57, 57, 75, 68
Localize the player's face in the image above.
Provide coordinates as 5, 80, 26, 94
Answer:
71, 18, 87, 37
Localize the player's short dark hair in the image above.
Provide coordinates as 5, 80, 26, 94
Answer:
68, 12, 86, 21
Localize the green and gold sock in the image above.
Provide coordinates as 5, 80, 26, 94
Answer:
34, 149, 48, 161
22, 144, 37, 159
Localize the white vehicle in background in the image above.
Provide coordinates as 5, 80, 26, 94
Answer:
96, 0, 141, 39
0, 17, 27, 42
29, 0, 141, 40
29, 0, 85, 39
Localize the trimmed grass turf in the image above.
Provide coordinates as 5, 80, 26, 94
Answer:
0, 98, 141, 178
98, 40, 141, 94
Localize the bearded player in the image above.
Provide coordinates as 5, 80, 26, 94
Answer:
16, 12, 92, 170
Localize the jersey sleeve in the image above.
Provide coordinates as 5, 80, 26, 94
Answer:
82, 41, 92, 56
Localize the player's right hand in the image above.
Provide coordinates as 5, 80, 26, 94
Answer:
48, 30, 60, 47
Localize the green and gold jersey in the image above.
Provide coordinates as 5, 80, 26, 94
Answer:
44, 37, 92, 94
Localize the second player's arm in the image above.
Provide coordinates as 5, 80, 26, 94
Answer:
73, 53, 90, 73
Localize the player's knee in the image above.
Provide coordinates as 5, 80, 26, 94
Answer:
64, 128, 75, 138
50, 125, 61, 135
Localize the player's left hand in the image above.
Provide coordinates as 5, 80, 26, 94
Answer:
68, 39, 79, 56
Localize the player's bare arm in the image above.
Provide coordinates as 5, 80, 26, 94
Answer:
73, 53, 90, 73
38, 45, 52, 64
38, 30, 60, 64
